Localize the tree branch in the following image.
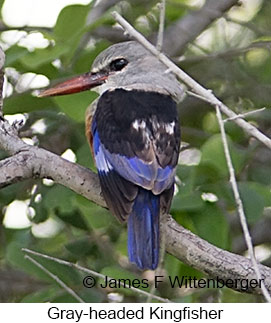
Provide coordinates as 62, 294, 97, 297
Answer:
156, 0, 166, 51
0, 119, 105, 207
161, 0, 240, 56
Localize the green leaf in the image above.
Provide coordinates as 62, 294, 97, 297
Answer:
176, 262, 203, 280
43, 185, 74, 213
73, 42, 110, 74
6, 241, 51, 280
54, 5, 89, 42
0, 0, 5, 16
245, 182, 271, 206
172, 191, 204, 212
5, 227, 32, 246
221, 287, 259, 303
21, 287, 61, 303
115, 230, 128, 256
176, 165, 197, 195
202, 112, 220, 134
3, 93, 57, 114
43, 185, 89, 230
31, 203, 49, 224
56, 208, 89, 231
79, 288, 104, 303
29, 252, 81, 286
238, 182, 266, 224
65, 237, 95, 258
52, 91, 98, 122
5, 45, 29, 66
75, 195, 113, 229
191, 204, 229, 249
164, 254, 182, 278
76, 142, 94, 169
166, 0, 187, 22
200, 134, 246, 177
27, 62, 59, 79
53, 4, 90, 64
250, 165, 271, 186
20, 45, 69, 69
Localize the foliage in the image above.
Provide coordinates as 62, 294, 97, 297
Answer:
0, 0, 270, 303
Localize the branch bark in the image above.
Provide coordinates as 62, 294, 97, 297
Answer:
0, 120, 104, 207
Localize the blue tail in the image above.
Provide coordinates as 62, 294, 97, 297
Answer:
128, 188, 160, 270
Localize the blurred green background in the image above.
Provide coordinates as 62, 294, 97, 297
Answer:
0, 0, 271, 303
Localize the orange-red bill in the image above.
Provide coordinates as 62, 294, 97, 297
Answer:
38, 72, 108, 97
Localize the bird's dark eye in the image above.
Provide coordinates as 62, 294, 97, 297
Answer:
109, 58, 128, 71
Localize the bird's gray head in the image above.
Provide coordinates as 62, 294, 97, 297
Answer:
91, 41, 184, 102
39, 41, 184, 103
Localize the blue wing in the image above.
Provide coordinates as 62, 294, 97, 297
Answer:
93, 122, 176, 195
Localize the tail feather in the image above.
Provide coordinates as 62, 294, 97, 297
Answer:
128, 188, 159, 270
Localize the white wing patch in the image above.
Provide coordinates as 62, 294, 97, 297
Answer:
132, 119, 146, 131
164, 121, 175, 135
152, 118, 175, 135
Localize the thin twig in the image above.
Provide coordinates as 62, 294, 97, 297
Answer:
24, 254, 85, 303
0, 71, 4, 118
111, 11, 271, 151
156, 0, 166, 51
22, 248, 171, 303
0, 47, 5, 118
215, 105, 271, 303
223, 107, 267, 123
186, 90, 213, 105
179, 41, 271, 64
188, 91, 267, 123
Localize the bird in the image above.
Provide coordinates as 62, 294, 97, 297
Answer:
39, 41, 184, 270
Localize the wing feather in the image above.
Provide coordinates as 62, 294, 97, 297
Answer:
91, 89, 181, 220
